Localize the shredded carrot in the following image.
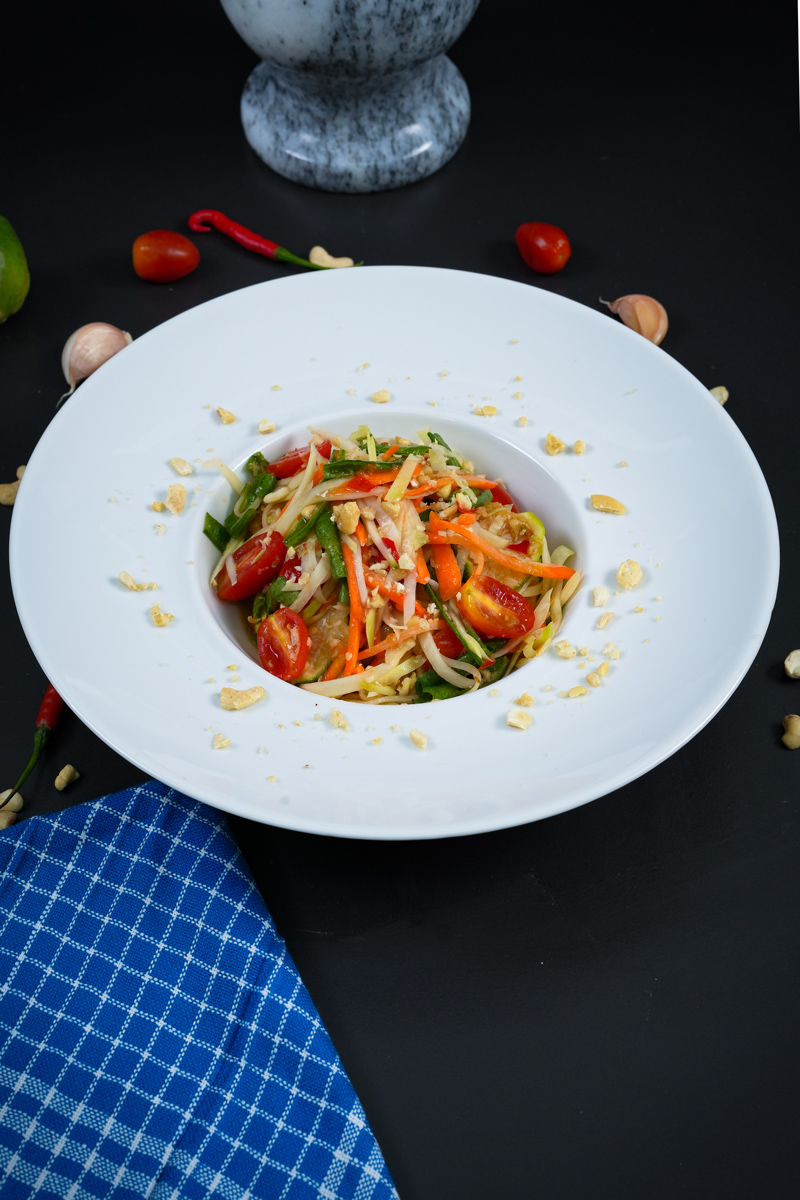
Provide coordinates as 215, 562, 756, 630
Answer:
455, 475, 500, 488
354, 521, 368, 546
381, 444, 401, 460
322, 649, 347, 680
312, 465, 324, 487
415, 549, 431, 585
342, 543, 364, 676
431, 542, 461, 601
357, 620, 444, 661
427, 512, 575, 579
362, 567, 426, 616
358, 464, 422, 486
404, 479, 443, 501
456, 512, 477, 525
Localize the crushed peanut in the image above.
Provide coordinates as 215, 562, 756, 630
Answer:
517, 416, 529, 427
554, 640, 577, 658
258, 418, 276, 434
473, 405, 498, 417
155, 523, 165, 535
370, 389, 391, 404
216, 407, 236, 424
591, 494, 626, 515
150, 603, 175, 627
568, 686, 588, 698
308, 245, 355, 268
602, 642, 616, 655
586, 672, 601, 688
118, 571, 157, 592
333, 501, 361, 536
597, 661, 609, 677
514, 692, 535, 706
634, 605, 644, 613
507, 709, 533, 730
573, 440, 586, 455
169, 457, 193, 476
54, 764, 80, 791
164, 484, 186, 515
592, 586, 610, 607
545, 432, 565, 455
597, 611, 615, 629
220, 686, 265, 711
409, 729, 427, 750
330, 709, 350, 731
710, 385, 729, 405
152, 501, 165, 511
212, 733, 231, 749
617, 559, 643, 589
783, 650, 800, 679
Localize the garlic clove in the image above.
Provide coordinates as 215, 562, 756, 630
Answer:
60, 322, 133, 399
600, 294, 668, 345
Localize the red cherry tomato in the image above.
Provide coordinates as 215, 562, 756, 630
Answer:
214, 529, 286, 602
431, 625, 464, 658
456, 575, 535, 639
515, 222, 571, 274
489, 483, 518, 511
268, 441, 332, 478
257, 608, 310, 681
132, 230, 200, 282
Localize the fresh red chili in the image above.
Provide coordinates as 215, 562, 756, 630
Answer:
188, 210, 337, 271
1, 684, 66, 808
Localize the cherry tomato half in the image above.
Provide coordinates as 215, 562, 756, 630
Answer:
515, 222, 571, 274
132, 230, 200, 282
214, 529, 286, 602
489, 483, 518, 511
268, 441, 332, 479
456, 575, 535, 640
257, 607, 310, 681
431, 625, 464, 659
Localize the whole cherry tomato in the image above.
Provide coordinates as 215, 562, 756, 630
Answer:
515, 222, 571, 274
268, 441, 332, 478
214, 529, 286, 602
257, 608, 310, 680
132, 230, 200, 282
456, 575, 535, 639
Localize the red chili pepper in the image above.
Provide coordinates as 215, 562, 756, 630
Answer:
188, 210, 350, 272
1, 684, 65, 809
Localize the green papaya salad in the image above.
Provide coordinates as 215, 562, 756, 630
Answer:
204, 425, 581, 703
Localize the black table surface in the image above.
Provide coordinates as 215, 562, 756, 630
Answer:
4, 3, 799, 1196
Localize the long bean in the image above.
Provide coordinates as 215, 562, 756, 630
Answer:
316, 506, 347, 579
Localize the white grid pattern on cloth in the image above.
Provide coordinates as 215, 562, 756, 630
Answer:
0, 781, 398, 1200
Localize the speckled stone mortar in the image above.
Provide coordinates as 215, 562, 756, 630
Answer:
219, 0, 481, 193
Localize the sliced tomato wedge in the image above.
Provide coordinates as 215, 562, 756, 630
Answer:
257, 607, 310, 681
214, 529, 286, 602
455, 575, 535, 639
489, 483, 518, 511
268, 440, 332, 479
431, 624, 464, 658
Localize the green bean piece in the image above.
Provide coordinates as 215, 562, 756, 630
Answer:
225, 473, 277, 540
321, 459, 395, 480
203, 512, 229, 553
338, 579, 350, 605
246, 451, 272, 475
284, 504, 323, 547
316, 507, 347, 578
473, 489, 493, 507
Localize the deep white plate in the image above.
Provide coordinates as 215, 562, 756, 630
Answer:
10, 267, 779, 839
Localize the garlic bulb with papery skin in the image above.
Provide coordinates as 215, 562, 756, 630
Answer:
600, 294, 668, 345
60, 322, 133, 398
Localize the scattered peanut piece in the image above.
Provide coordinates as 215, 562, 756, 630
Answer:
152, 500, 165, 511
617, 559, 643, 589
333, 501, 361, 536
597, 611, 615, 629
568, 686, 588, 698
0, 465, 25, 506
409, 729, 427, 750
216, 407, 236, 424
592, 586, 610, 607
370, 389, 390, 404
710, 386, 729, 405
474, 405, 498, 417
586, 672, 601, 688
634, 605, 645, 613
545, 432, 565, 455
258, 418, 276, 434
597, 661, 609, 677
517, 416, 529, 427
514, 692, 535, 707
330, 709, 350, 731
150, 603, 175, 627
54, 764, 80, 791
781, 715, 800, 749
308, 245, 355, 268
591, 494, 626, 515
212, 733, 231, 749
573, 440, 586, 455
507, 709, 533, 730
784, 650, 800, 679
618, 460, 628, 467
164, 484, 186, 515
118, 571, 157, 592
220, 686, 265, 711
554, 640, 577, 659
169, 457, 193, 477
0, 788, 23, 812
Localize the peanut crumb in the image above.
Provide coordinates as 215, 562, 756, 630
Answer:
371, 737, 383, 745
473, 405, 498, 417
118, 571, 157, 592
586, 672, 601, 688
592, 586, 610, 607
514, 692, 534, 706
170, 457, 193, 477
513, 392, 524, 400
546, 432, 565, 455
602, 642, 616, 655
710, 385, 729, 405
554, 640, 576, 658
634, 605, 645, 613
618, 460, 628, 467
258, 418, 276, 435
573, 440, 587, 455
517, 416, 529, 427
507, 709, 533, 730
152, 501, 165, 511
370, 389, 390, 404
330, 709, 350, 731
267, 775, 277, 783
591, 493, 626, 515
220, 686, 265, 711
597, 661, 609, 677
597, 611, 615, 629
164, 484, 186, 515
568, 686, 588, 698
617, 559, 643, 589
490, 688, 500, 697
409, 729, 427, 750
216, 407, 236, 424
212, 733, 230, 749
150, 603, 175, 627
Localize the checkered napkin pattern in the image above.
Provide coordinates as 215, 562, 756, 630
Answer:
0, 781, 398, 1200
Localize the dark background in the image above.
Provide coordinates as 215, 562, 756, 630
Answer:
3, 2, 799, 1196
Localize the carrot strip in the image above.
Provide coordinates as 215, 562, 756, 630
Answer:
354, 521, 368, 546
426, 513, 575, 579
322, 649, 347, 680
342, 543, 364, 676
457, 512, 477, 525
415, 550, 431, 585
312, 465, 324, 487
431, 543, 461, 601
362, 567, 427, 616
381, 444, 401, 460
359, 464, 422, 486
404, 479, 443, 501
357, 620, 444, 661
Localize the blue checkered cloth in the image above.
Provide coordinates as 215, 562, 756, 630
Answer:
0, 781, 399, 1200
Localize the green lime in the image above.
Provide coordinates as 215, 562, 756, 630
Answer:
0, 215, 30, 323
